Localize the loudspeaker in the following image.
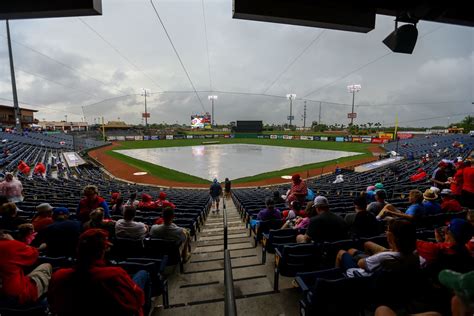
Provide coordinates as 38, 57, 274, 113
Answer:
383, 24, 418, 54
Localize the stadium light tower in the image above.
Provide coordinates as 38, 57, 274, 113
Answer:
286, 94, 296, 128
141, 88, 150, 130
208, 95, 218, 127
347, 84, 361, 126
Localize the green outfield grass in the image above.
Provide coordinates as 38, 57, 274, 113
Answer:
105, 138, 373, 184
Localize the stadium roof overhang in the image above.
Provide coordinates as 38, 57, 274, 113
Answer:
232, 1, 474, 33
0, 0, 102, 20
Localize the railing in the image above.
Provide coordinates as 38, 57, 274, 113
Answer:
223, 198, 237, 316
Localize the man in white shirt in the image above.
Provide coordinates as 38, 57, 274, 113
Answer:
115, 206, 148, 240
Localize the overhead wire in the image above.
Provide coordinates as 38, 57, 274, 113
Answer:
77, 18, 163, 92
302, 25, 445, 98
262, 30, 326, 94
149, 0, 207, 112
0, 34, 131, 96
201, 0, 213, 92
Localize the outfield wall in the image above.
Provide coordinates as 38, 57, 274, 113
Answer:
106, 133, 390, 144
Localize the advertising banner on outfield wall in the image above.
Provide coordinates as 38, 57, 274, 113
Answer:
224, 135, 231, 138
379, 132, 394, 140
371, 138, 386, 144
125, 136, 135, 141
134, 136, 143, 141
151, 136, 159, 140
344, 137, 351, 142
107, 136, 116, 141
335, 137, 344, 142
361, 137, 372, 143
270, 135, 278, 139
352, 137, 361, 142
116, 136, 125, 141
300, 136, 314, 141
174, 135, 185, 139
313, 136, 320, 141
398, 133, 414, 139
186, 135, 193, 139
166, 135, 173, 140
320, 137, 328, 141
283, 135, 293, 140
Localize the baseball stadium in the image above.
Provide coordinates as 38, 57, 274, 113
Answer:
0, 1, 473, 316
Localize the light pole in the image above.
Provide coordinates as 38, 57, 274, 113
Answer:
141, 88, 150, 130
6, 20, 21, 132
347, 84, 361, 126
208, 95, 218, 127
286, 94, 296, 128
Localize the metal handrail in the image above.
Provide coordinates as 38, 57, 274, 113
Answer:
223, 197, 237, 316
224, 249, 237, 316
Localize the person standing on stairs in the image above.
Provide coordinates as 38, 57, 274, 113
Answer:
210, 178, 222, 214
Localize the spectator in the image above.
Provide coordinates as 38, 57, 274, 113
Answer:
439, 269, 474, 316
0, 230, 52, 304
287, 174, 308, 204
461, 160, 474, 208
77, 185, 110, 222
209, 178, 222, 213
432, 161, 449, 189
31, 203, 54, 232
282, 202, 316, 230
48, 229, 149, 316
366, 186, 377, 203
16, 223, 37, 245
33, 162, 46, 176
0, 172, 24, 203
155, 191, 176, 209
336, 219, 421, 277
440, 189, 463, 213
111, 196, 124, 216
137, 193, 156, 210
297, 196, 348, 243
417, 218, 472, 266
422, 189, 442, 216
40, 207, 81, 257
345, 196, 380, 238
150, 207, 191, 262
281, 200, 302, 221
110, 192, 121, 206
367, 190, 388, 216
449, 161, 465, 201
0, 202, 27, 230
115, 206, 148, 240
224, 178, 231, 199
256, 198, 282, 221
272, 190, 285, 205
83, 208, 115, 236
378, 189, 425, 220
125, 192, 139, 208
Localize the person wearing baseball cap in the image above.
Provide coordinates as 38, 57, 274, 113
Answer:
439, 269, 474, 315
32, 203, 54, 232
440, 189, 463, 212
416, 218, 473, 266
432, 161, 449, 189
48, 229, 150, 316
297, 196, 348, 243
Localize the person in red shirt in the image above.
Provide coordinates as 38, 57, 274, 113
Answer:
33, 162, 46, 176
416, 219, 472, 265
449, 161, 465, 200
440, 189, 463, 213
31, 203, 54, 232
137, 193, 157, 210
77, 185, 110, 222
48, 229, 150, 316
155, 191, 176, 209
287, 174, 308, 204
461, 161, 474, 208
0, 230, 52, 304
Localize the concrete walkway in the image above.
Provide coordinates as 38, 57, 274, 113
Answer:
153, 198, 300, 316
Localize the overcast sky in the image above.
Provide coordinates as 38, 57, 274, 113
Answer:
0, 0, 472, 127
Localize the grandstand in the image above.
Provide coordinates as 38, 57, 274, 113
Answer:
0, 1, 473, 316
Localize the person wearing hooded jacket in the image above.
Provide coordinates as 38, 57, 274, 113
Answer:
77, 185, 110, 222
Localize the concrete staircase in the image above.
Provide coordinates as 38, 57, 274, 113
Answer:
152, 198, 300, 316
